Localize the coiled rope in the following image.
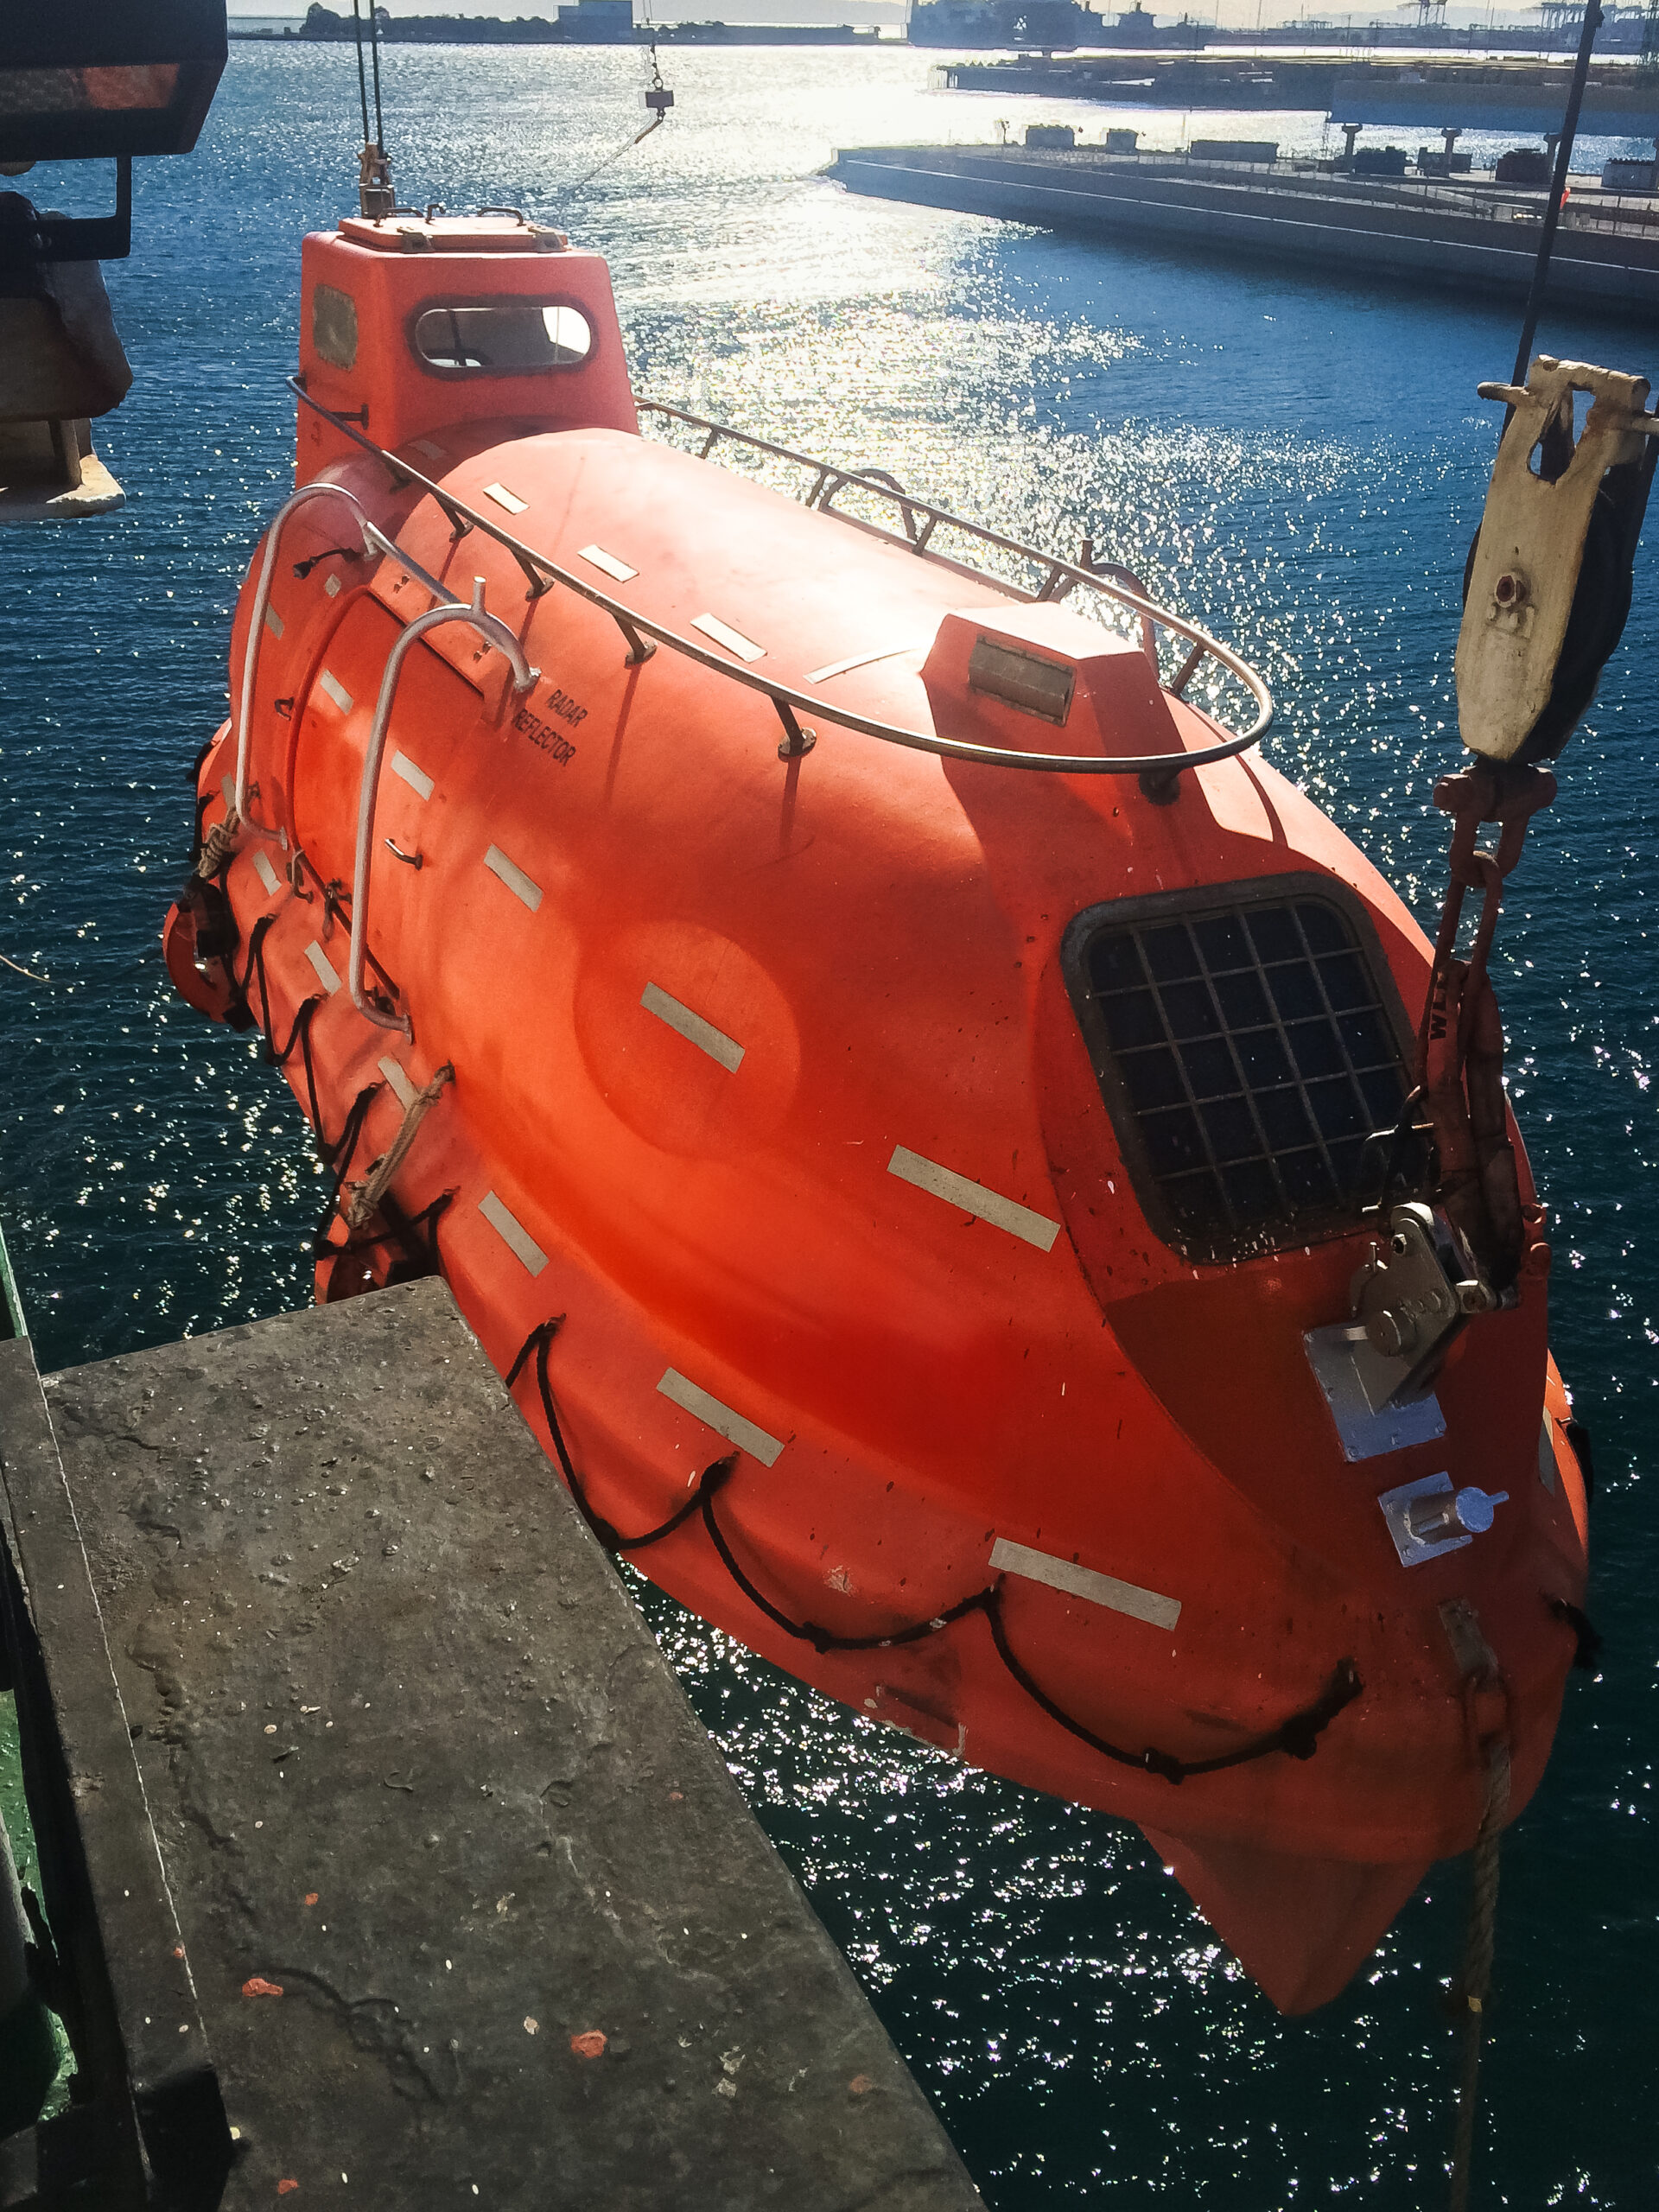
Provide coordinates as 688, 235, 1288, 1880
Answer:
505, 1315, 1363, 1786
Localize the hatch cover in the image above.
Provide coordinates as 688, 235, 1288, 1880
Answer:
1063, 877, 1412, 1264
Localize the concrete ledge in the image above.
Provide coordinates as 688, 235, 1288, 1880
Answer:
42, 1282, 979, 2210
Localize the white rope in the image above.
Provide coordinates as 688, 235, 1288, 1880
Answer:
343, 1063, 454, 1231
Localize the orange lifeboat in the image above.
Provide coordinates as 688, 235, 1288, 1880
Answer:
163, 208, 1590, 2015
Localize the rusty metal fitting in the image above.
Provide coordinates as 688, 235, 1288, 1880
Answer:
1433, 760, 1559, 880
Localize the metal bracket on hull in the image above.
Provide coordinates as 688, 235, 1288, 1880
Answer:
1376, 1471, 1510, 1567
1304, 1325, 1446, 1463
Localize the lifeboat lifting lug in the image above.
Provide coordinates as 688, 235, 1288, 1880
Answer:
1304, 1202, 1492, 1461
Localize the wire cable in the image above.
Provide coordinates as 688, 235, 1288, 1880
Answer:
1509, 2, 1604, 391
350, 0, 372, 146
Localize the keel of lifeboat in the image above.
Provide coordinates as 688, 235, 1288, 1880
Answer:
165, 211, 1590, 2015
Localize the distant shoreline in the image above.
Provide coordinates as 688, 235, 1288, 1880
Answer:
232, 11, 897, 41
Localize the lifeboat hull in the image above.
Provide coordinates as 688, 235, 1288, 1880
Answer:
164, 216, 1591, 2015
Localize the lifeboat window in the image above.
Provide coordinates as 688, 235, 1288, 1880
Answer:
968, 637, 1075, 725
411, 301, 594, 375
312, 284, 359, 371
1064, 885, 1410, 1262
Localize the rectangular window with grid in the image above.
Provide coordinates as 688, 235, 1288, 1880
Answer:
1065, 885, 1410, 1262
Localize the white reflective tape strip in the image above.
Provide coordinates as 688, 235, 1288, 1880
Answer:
319, 671, 353, 713
220, 775, 236, 810
413, 436, 447, 460
803, 641, 926, 685
578, 543, 637, 582
264, 605, 284, 638
252, 850, 282, 897
657, 1369, 785, 1468
887, 1145, 1060, 1254
692, 613, 766, 664
378, 1056, 417, 1110
640, 982, 744, 1073
479, 1190, 548, 1276
483, 481, 528, 515
391, 750, 434, 800
324, 573, 342, 599
989, 1538, 1181, 1632
304, 940, 341, 994
483, 844, 542, 912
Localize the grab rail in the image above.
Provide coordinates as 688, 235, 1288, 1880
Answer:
234, 478, 455, 846
348, 579, 538, 1037
286, 373, 1272, 781
642, 399, 1192, 662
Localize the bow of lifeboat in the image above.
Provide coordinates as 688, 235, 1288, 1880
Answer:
167, 211, 1590, 2015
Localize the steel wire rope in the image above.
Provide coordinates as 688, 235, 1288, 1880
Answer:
561, 8, 673, 201
1370, 4, 1612, 1273
1508, 2, 1604, 397
349, 0, 373, 149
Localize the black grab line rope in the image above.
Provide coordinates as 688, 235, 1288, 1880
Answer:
505, 1317, 1363, 1786
321, 1185, 459, 1277
216, 908, 380, 1204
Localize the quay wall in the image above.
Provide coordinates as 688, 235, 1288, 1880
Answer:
829, 147, 1659, 321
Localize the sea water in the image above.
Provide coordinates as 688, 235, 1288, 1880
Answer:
1, 44, 1655, 2207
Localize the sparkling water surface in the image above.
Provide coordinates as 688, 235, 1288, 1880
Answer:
2, 45, 1656, 2206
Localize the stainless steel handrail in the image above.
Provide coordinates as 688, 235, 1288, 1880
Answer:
286, 374, 1272, 779
235, 479, 454, 846
348, 578, 539, 1037
641, 398, 1198, 640
352, 583, 546, 1039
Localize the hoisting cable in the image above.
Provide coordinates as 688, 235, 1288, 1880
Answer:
1410, 44, 1650, 2182
1374, 0, 1653, 1296
349, 0, 372, 149
563, 15, 673, 197
1400, 3, 1602, 1283
350, 0, 394, 217
1507, 1, 1603, 403
505, 1316, 1363, 1784
366, 0, 387, 165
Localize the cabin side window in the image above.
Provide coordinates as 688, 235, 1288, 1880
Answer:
312, 284, 359, 370
410, 301, 594, 376
1062, 880, 1411, 1264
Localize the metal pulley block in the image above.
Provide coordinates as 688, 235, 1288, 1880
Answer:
1456, 355, 1659, 765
